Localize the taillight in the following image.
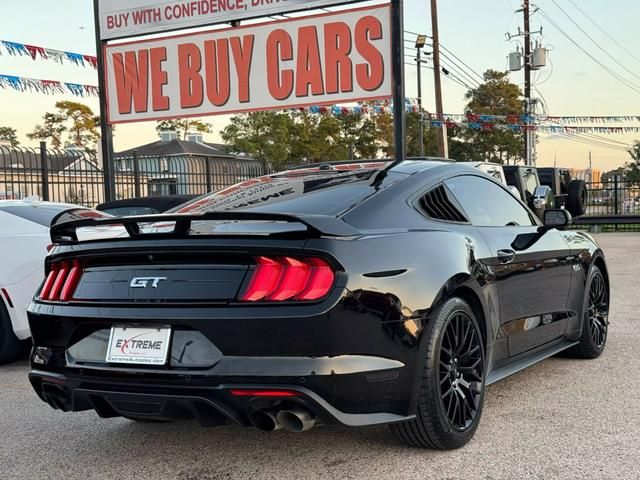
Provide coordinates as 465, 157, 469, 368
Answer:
39, 260, 83, 302
241, 256, 335, 302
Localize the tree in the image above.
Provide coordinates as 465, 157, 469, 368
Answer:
375, 111, 440, 159
27, 102, 99, 152
221, 111, 295, 169
334, 113, 378, 159
0, 127, 19, 147
624, 141, 640, 185
452, 69, 524, 164
27, 113, 67, 149
289, 111, 345, 164
405, 113, 439, 158
601, 167, 626, 184
375, 112, 394, 158
56, 101, 100, 152
156, 118, 213, 139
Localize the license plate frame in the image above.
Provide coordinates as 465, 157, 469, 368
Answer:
106, 326, 171, 366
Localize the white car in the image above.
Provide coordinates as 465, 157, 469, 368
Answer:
0, 200, 96, 364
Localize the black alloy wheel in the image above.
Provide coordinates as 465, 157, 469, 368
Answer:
587, 270, 608, 350
439, 312, 484, 431
390, 297, 485, 449
565, 266, 609, 359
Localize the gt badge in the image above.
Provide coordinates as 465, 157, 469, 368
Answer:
130, 277, 167, 288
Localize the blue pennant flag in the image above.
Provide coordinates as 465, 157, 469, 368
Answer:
64, 52, 85, 66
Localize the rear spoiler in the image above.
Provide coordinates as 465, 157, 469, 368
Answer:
50, 211, 360, 244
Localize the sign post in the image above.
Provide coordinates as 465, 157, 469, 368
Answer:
93, 0, 116, 202
391, 0, 405, 163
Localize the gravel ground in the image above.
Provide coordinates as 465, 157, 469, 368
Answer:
1, 232, 638, 480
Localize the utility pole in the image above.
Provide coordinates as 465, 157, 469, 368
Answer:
523, 0, 532, 166
508, 1, 545, 166
430, 0, 448, 158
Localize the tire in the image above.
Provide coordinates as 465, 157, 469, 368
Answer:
390, 297, 485, 449
565, 266, 609, 359
0, 299, 22, 365
567, 180, 587, 217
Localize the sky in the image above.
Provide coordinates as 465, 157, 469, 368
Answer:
1, 0, 639, 172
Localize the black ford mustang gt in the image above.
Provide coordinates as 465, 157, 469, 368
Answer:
27, 159, 609, 449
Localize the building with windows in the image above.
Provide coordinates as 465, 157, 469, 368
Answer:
114, 132, 262, 197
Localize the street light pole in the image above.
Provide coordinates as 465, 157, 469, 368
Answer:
415, 36, 427, 158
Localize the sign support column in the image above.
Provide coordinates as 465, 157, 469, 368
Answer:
93, 0, 116, 202
391, 0, 406, 163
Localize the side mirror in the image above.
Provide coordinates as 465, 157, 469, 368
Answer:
543, 209, 572, 230
511, 209, 573, 251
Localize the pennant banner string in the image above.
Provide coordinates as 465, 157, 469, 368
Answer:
0, 74, 98, 97
0, 40, 97, 69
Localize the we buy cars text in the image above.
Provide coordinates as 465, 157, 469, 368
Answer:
104, 5, 393, 123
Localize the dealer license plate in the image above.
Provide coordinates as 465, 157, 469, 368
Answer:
106, 327, 171, 365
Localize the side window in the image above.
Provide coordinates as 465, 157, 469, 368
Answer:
445, 175, 536, 227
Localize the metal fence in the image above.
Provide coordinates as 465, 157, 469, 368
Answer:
0, 144, 266, 207
584, 179, 640, 217
575, 179, 640, 232
2, 145, 640, 228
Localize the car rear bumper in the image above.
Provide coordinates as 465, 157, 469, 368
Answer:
29, 368, 415, 428
27, 281, 426, 427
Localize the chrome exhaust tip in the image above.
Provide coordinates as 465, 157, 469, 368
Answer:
249, 409, 281, 432
276, 408, 316, 433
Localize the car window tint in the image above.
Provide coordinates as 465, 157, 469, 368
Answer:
101, 206, 159, 217
445, 175, 535, 227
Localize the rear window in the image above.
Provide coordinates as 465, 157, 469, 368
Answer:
538, 170, 553, 188
0, 203, 78, 227
100, 206, 160, 217
174, 165, 391, 216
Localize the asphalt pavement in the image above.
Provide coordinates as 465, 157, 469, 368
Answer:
1, 232, 639, 480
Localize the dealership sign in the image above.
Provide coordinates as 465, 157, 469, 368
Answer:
104, 5, 392, 124
99, 0, 364, 40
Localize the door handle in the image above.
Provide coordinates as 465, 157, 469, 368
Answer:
497, 249, 516, 264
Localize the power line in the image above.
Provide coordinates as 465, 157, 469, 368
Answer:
543, 129, 632, 151
549, 0, 640, 84
439, 43, 485, 82
405, 60, 470, 90
404, 46, 478, 90
566, 0, 640, 67
573, 132, 633, 147
537, 7, 640, 95
440, 64, 475, 90
405, 30, 484, 84
439, 50, 481, 87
